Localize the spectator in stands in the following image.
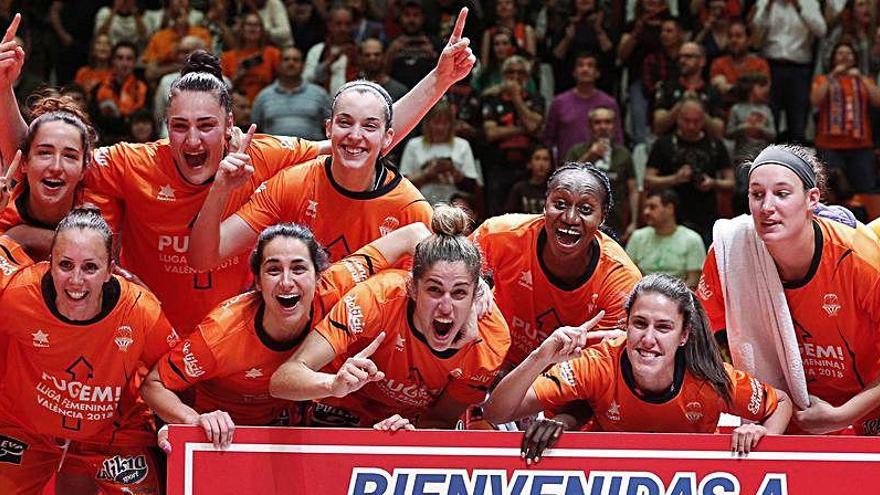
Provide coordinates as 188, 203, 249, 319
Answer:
303, 5, 357, 96
692, 0, 730, 61
400, 99, 482, 207
142, 5, 213, 85
618, 0, 671, 144
654, 42, 724, 138
751, 0, 826, 143
60, 84, 89, 114
94, 0, 151, 48
289, 0, 327, 53
144, 0, 204, 33
811, 41, 880, 195
385, 0, 440, 91
642, 17, 684, 108
626, 189, 706, 288
549, 0, 616, 93
817, 0, 876, 77
128, 109, 158, 143
251, 46, 330, 141
504, 144, 551, 214
473, 28, 519, 94
481, 55, 545, 215
544, 52, 622, 165
566, 107, 638, 238
94, 41, 148, 141
231, 87, 253, 129
358, 38, 408, 101
727, 71, 776, 163
347, 0, 385, 44
221, 12, 281, 102
249, 0, 294, 47
480, 0, 536, 68
645, 97, 734, 242
49, 0, 106, 84
202, 0, 236, 55
710, 19, 771, 97
74, 34, 114, 99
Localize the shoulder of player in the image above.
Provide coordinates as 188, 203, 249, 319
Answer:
359, 269, 410, 303
473, 309, 512, 360
193, 293, 262, 348
475, 214, 542, 243
818, 217, 880, 272
596, 231, 641, 272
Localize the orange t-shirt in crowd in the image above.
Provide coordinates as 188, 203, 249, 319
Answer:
236, 156, 433, 262
709, 55, 770, 87
533, 338, 780, 432
313, 269, 510, 427
0, 263, 178, 446
813, 74, 874, 149
221, 46, 281, 102
156, 244, 390, 426
699, 217, 880, 433
83, 135, 319, 335
95, 74, 149, 117
74, 66, 113, 97
471, 214, 641, 368
142, 26, 213, 65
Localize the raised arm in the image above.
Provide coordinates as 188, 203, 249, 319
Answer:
0, 14, 27, 166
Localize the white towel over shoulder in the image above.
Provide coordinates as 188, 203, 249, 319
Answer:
712, 215, 810, 409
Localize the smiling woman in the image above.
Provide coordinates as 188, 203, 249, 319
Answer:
471, 162, 642, 370
268, 205, 510, 431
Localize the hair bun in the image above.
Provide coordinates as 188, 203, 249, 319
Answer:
430, 203, 471, 237
181, 50, 223, 81
27, 91, 92, 126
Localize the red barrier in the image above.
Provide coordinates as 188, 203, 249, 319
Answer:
166, 425, 880, 495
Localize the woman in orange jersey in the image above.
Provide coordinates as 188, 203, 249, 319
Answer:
472, 162, 642, 370
0, 206, 178, 495
220, 12, 280, 102
270, 205, 511, 430
141, 221, 434, 450
699, 144, 880, 435
0, 94, 95, 260
0, 10, 476, 334
485, 273, 791, 462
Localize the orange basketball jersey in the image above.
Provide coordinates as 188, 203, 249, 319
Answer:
83, 136, 318, 334
0, 263, 178, 446
314, 269, 511, 426
472, 214, 641, 368
699, 218, 880, 432
533, 338, 779, 432
235, 157, 433, 262
156, 245, 390, 425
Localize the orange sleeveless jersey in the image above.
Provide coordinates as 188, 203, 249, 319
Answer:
0, 263, 179, 446
314, 269, 511, 426
533, 338, 779, 432
83, 136, 318, 334
472, 214, 641, 368
156, 245, 390, 426
235, 157, 433, 262
699, 218, 880, 433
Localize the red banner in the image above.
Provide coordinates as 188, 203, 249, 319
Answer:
166, 425, 880, 495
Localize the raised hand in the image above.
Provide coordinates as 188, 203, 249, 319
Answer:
214, 123, 256, 193
331, 332, 386, 398
0, 149, 21, 212
435, 8, 476, 86
0, 14, 24, 90
535, 311, 614, 365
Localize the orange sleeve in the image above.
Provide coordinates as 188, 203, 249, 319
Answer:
725, 365, 779, 422
0, 236, 32, 293
400, 197, 433, 226
318, 244, 390, 304
249, 135, 319, 176
156, 326, 219, 391
531, 345, 608, 414
83, 146, 127, 234
140, 299, 180, 367
469, 220, 496, 274
595, 265, 641, 331
314, 282, 384, 358
234, 167, 296, 234
697, 246, 727, 332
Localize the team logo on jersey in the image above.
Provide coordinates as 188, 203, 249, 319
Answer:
96, 455, 149, 485
685, 401, 703, 423
557, 360, 577, 387
157, 184, 176, 202
605, 400, 621, 422
379, 216, 400, 236
343, 294, 365, 335
449, 368, 463, 379
114, 326, 134, 352
94, 147, 111, 167
0, 255, 17, 276
395, 334, 406, 352
822, 293, 841, 317
166, 328, 180, 348
245, 368, 263, 379
305, 200, 319, 218
182, 341, 206, 378
255, 181, 268, 194
0, 435, 27, 464
31, 330, 49, 348
518, 270, 533, 290
697, 276, 712, 300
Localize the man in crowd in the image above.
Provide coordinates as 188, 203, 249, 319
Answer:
358, 38, 409, 101
654, 42, 724, 138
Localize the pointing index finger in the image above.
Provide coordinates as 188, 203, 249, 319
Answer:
449, 7, 467, 44
2, 14, 20, 45
238, 123, 257, 153
579, 310, 605, 331
4, 150, 21, 185
356, 331, 385, 359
